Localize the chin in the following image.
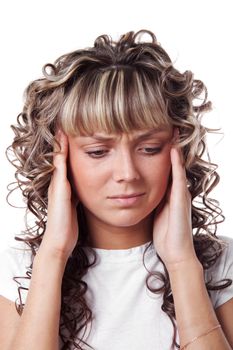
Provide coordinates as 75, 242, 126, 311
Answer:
103, 210, 154, 228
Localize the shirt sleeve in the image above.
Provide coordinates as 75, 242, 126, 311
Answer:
0, 245, 32, 304
205, 235, 233, 309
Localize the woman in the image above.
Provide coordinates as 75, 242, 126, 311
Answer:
0, 29, 232, 350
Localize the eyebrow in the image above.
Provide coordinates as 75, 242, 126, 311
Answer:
87, 129, 171, 142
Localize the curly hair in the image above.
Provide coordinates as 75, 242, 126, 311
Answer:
6, 29, 232, 349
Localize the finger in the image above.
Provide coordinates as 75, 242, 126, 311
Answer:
170, 147, 192, 214
170, 127, 186, 185
170, 146, 186, 187
53, 129, 68, 179
170, 146, 189, 207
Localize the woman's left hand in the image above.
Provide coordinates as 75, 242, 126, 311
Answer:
152, 146, 198, 272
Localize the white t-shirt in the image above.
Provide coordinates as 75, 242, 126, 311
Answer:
0, 236, 233, 350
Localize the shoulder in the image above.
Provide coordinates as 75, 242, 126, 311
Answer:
205, 235, 233, 276
215, 235, 233, 269
205, 235, 233, 309
218, 234, 233, 247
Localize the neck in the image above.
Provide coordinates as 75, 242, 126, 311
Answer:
84, 210, 154, 250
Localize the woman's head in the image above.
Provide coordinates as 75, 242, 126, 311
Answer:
7, 29, 219, 242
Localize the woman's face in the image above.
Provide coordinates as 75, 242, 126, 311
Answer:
68, 127, 174, 229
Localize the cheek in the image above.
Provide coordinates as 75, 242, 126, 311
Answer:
69, 163, 90, 189
68, 156, 102, 202
158, 155, 172, 179
146, 153, 171, 194
68, 153, 87, 196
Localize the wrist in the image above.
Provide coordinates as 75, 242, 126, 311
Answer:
34, 244, 69, 273
166, 256, 203, 276
37, 238, 71, 265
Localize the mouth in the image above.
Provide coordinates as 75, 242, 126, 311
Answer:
108, 193, 145, 199
108, 193, 146, 206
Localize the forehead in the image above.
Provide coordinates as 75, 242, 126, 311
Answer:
76, 126, 173, 141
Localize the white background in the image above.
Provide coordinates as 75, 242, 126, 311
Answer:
0, 0, 232, 252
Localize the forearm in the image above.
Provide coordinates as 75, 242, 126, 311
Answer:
169, 258, 232, 350
9, 249, 66, 350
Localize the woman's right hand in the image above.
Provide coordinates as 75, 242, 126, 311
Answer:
39, 129, 79, 262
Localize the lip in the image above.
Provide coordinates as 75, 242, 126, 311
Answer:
108, 192, 145, 199
108, 193, 145, 206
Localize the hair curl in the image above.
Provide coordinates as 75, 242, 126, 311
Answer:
6, 29, 232, 349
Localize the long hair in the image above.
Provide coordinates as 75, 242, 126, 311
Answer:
6, 29, 232, 349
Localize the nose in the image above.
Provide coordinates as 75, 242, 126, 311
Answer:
112, 149, 140, 182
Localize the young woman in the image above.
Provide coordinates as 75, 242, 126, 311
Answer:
0, 29, 232, 350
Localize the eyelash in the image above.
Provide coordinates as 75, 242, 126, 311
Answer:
85, 147, 163, 159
